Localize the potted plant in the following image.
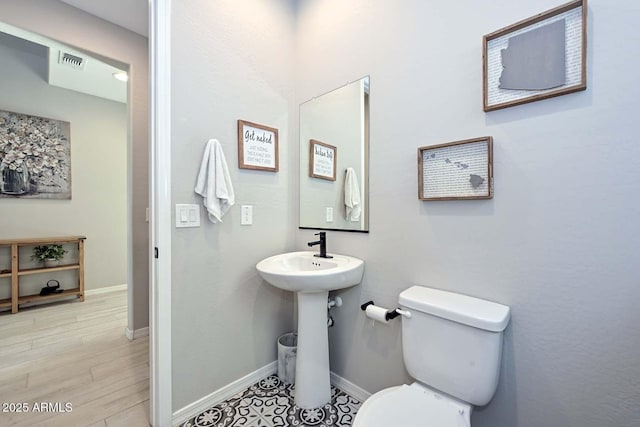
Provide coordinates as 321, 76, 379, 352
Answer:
32, 244, 67, 268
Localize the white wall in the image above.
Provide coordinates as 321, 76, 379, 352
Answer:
295, 1, 640, 426
170, 0, 297, 411
0, 36, 126, 295
0, 0, 150, 330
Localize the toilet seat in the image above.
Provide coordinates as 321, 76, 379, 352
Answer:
353, 383, 472, 427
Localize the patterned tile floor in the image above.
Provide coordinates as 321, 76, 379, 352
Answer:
180, 375, 361, 427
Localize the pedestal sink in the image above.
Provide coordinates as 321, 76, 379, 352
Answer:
256, 251, 364, 409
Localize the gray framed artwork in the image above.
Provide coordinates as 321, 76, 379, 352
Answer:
0, 110, 71, 199
483, 0, 587, 111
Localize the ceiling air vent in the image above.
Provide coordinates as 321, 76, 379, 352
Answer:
59, 51, 86, 70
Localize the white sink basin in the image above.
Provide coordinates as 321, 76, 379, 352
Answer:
256, 251, 364, 293
256, 250, 364, 409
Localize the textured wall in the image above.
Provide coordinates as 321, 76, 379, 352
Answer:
0, 36, 127, 294
0, 0, 150, 331
294, 1, 640, 426
170, 0, 297, 411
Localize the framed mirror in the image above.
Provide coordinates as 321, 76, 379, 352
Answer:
299, 76, 369, 232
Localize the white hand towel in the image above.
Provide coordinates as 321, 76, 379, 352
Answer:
344, 167, 361, 222
195, 139, 235, 223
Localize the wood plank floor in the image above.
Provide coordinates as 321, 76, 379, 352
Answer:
0, 289, 150, 427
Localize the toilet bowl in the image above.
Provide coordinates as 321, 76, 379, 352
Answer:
353, 383, 471, 427
352, 286, 510, 426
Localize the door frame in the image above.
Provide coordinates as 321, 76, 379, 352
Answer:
149, 0, 173, 425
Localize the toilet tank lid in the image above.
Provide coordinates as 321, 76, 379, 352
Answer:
399, 286, 511, 332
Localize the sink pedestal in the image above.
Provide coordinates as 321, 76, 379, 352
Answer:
255, 251, 364, 408
295, 291, 331, 408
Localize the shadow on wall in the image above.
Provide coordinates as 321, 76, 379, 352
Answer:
483, 85, 593, 127
473, 324, 518, 426
473, 323, 572, 426
251, 275, 295, 362
419, 199, 495, 218
0, 32, 48, 81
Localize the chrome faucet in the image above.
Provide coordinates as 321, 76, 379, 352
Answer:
307, 232, 332, 258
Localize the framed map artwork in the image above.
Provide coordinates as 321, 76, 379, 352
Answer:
418, 137, 493, 201
483, 0, 587, 111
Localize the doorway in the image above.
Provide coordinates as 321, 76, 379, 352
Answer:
0, 19, 149, 426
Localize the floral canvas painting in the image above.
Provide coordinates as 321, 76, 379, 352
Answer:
0, 110, 71, 199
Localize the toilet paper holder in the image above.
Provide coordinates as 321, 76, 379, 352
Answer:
360, 301, 412, 321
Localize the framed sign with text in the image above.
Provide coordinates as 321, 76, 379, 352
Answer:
309, 139, 337, 181
237, 120, 279, 172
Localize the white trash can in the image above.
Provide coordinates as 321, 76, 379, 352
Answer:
277, 332, 297, 384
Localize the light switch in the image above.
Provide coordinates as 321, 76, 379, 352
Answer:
176, 204, 201, 228
241, 205, 253, 225
326, 207, 334, 223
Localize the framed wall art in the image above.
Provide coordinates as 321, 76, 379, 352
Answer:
418, 136, 493, 201
483, 0, 587, 111
0, 110, 71, 199
237, 119, 279, 172
309, 139, 337, 181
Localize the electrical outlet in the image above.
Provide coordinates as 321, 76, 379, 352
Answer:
326, 207, 334, 223
241, 205, 253, 225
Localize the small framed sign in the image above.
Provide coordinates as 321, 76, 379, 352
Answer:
418, 136, 493, 201
483, 0, 587, 111
309, 139, 337, 181
237, 120, 279, 172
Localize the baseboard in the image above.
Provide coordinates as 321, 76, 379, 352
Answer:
172, 361, 277, 426
330, 371, 372, 403
85, 284, 127, 296
125, 326, 149, 340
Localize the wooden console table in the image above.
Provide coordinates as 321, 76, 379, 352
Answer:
0, 236, 86, 314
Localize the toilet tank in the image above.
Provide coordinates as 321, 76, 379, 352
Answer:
399, 286, 510, 406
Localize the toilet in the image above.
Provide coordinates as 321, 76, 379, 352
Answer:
353, 286, 511, 426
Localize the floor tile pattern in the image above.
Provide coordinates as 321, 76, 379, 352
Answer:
180, 375, 361, 427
